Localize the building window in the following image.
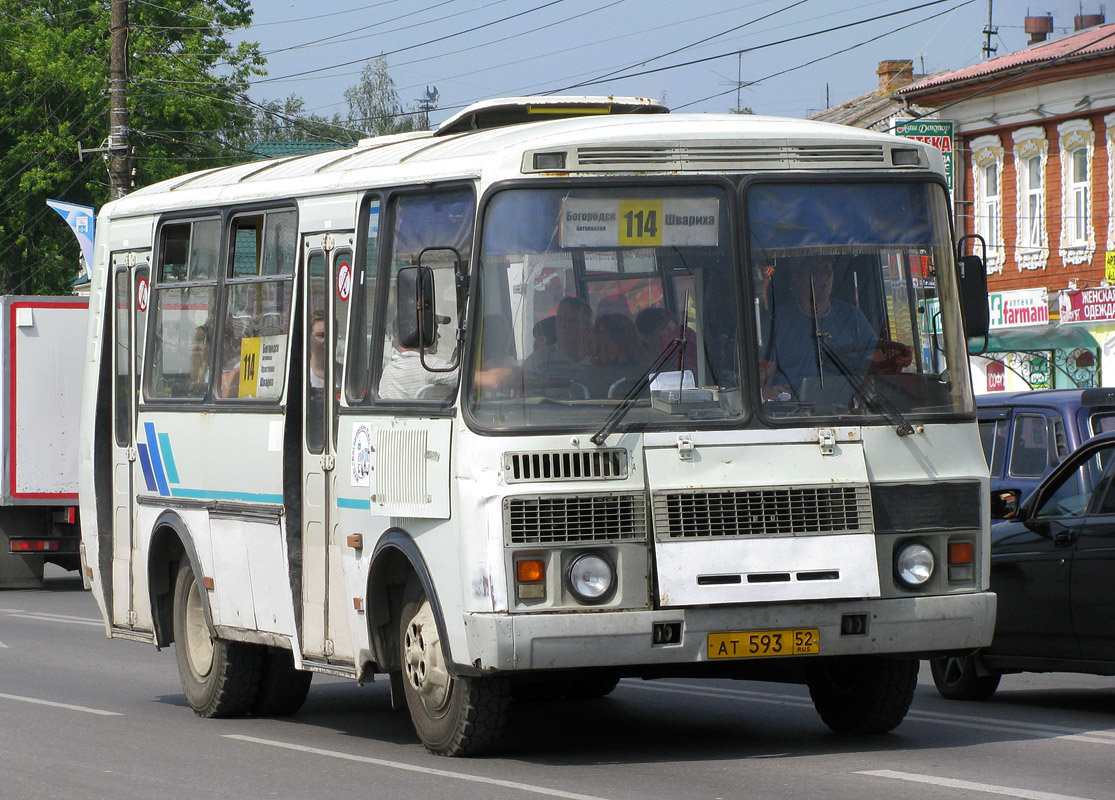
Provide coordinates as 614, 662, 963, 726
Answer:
971, 134, 1005, 273
1013, 127, 1049, 270
1058, 119, 1094, 265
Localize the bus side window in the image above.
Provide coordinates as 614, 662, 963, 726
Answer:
147, 219, 219, 400
375, 188, 473, 404
218, 210, 296, 400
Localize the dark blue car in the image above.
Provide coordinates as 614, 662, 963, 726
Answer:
978, 388, 1115, 518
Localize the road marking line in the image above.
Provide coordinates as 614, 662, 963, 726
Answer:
0, 692, 122, 716
225, 734, 613, 800
623, 682, 1115, 745
859, 769, 1097, 800
0, 641, 7, 648
5, 612, 103, 627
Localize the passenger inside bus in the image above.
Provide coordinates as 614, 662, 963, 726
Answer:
379, 323, 459, 402
761, 255, 911, 402
581, 313, 648, 398
522, 296, 592, 385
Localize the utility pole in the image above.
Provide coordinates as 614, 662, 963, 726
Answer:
982, 0, 998, 60
108, 0, 131, 198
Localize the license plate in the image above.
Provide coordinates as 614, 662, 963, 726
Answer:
707, 628, 821, 659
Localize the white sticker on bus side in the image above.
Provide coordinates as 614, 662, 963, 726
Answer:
351, 424, 372, 487
268, 420, 283, 452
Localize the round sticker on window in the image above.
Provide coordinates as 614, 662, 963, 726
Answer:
337, 261, 352, 302
136, 276, 149, 312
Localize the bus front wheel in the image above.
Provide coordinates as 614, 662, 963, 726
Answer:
398, 580, 509, 756
805, 655, 918, 734
172, 561, 261, 718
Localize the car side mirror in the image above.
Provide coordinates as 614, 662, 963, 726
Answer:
396, 265, 436, 350
990, 488, 1020, 520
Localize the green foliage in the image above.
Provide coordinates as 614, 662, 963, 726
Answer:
0, 0, 261, 294
344, 56, 423, 137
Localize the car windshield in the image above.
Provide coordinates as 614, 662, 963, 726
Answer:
750, 181, 972, 420
468, 184, 743, 432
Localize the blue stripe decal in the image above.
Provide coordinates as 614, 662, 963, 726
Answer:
169, 487, 284, 504
157, 432, 180, 484
143, 422, 170, 496
336, 497, 371, 510
136, 443, 157, 492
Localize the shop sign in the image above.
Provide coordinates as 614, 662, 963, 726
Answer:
988, 288, 1048, 329
986, 360, 1005, 392
895, 119, 954, 195
1059, 286, 1115, 324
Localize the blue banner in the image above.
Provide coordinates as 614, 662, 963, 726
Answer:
46, 200, 95, 280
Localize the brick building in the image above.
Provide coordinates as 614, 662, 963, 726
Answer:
897, 16, 1115, 391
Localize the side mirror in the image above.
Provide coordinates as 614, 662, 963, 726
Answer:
990, 488, 1020, 520
956, 234, 989, 340
396, 265, 436, 350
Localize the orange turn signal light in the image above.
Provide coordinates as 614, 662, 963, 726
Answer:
517, 559, 545, 583
948, 541, 974, 565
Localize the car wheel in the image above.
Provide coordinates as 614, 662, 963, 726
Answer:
929, 654, 1000, 700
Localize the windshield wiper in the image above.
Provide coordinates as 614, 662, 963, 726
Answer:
817, 338, 915, 437
590, 334, 687, 446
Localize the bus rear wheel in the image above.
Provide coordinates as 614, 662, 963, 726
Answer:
172, 561, 262, 718
806, 655, 918, 734
398, 580, 509, 756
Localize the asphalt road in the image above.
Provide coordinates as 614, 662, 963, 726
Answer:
3, 568, 1114, 800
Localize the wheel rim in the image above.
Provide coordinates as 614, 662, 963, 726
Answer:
402, 598, 451, 714
938, 656, 967, 687
183, 576, 214, 680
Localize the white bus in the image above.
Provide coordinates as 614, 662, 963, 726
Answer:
79, 96, 995, 756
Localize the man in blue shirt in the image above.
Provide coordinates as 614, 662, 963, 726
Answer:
761, 255, 881, 401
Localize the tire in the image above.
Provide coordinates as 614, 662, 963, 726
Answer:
172, 561, 262, 718
252, 647, 313, 716
398, 580, 509, 756
806, 656, 918, 734
929, 654, 1000, 701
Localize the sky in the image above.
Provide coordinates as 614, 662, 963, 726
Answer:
230, 0, 1103, 128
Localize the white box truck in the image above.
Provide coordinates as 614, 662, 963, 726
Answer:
0, 296, 87, 589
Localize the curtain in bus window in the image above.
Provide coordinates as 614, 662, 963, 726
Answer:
748, 184, 936, 255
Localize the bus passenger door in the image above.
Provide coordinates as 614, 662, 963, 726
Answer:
301, 233, 354, 662
109, 253, 150, 629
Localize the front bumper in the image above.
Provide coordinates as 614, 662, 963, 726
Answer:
461, 591, 996, 672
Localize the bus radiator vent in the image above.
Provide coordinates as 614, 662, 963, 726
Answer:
503, 492, 647, 545
652, 484, 873, 539
503, 449, 628, 483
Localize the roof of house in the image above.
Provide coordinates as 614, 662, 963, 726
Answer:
248, 141, 349, 159
898, 22, 1115, 98
808, 88, 933, 131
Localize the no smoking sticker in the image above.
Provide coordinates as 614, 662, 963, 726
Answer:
337, 261, 352, 302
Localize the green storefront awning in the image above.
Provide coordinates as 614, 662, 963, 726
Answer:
968, 325, 1098, 355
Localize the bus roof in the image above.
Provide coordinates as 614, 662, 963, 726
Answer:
104, 105, 940, 218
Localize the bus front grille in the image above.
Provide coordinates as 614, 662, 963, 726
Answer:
652, 485, 872, 539
503, 449, 628, 482
504, 493, 647, 545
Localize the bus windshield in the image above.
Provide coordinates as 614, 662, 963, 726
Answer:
469, 184, 743, 431
750, 181, 972, 421
468, 180, 971, 433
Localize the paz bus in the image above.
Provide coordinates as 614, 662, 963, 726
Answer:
78, 96, 995, 756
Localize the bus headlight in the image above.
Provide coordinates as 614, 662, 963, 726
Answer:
895, 542, 935, 588
566, 551, 615, 604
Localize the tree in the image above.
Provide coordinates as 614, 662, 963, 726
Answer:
239, 94, 354, 145
0, 1, 262, 294
344, 56, 422, 138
